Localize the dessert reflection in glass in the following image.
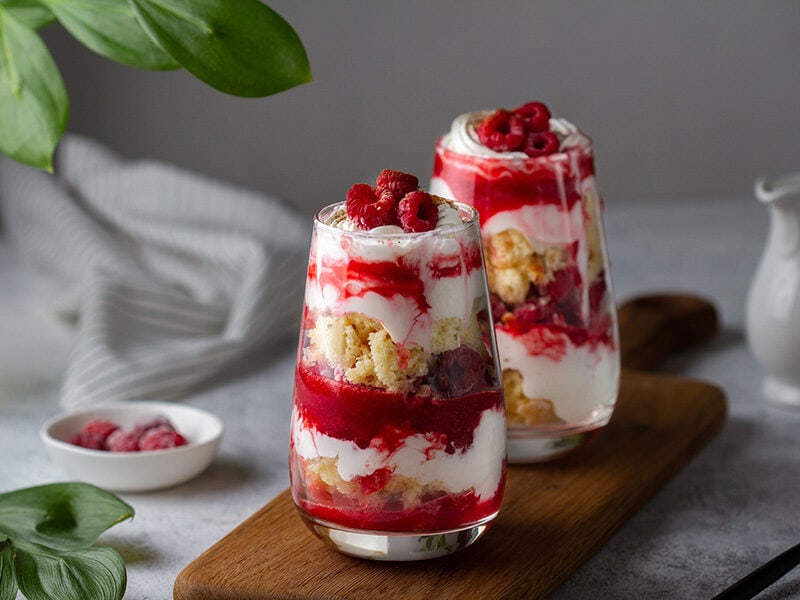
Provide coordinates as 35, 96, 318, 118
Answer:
290, 170, 506, 560
430, 101, 620, 463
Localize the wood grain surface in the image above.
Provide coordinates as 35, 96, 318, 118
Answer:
174, 294, 726, 600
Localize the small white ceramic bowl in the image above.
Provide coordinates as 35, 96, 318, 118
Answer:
41, 401, 223, 492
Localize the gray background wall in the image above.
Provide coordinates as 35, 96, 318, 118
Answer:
42, 1, 799, 215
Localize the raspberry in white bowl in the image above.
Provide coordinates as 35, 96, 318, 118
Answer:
70, 415, 188, 452
41, 402, 222, 492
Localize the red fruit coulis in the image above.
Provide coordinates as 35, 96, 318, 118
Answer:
432, 141, 595, 223
295, 483, 504, 532
294, 366, 502, 452
311, 254, 429, 314
498, 276, 615, 353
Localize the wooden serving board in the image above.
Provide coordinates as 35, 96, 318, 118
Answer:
174, 294, 727, 600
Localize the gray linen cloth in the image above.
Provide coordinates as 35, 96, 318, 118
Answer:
0, 135, 309, 409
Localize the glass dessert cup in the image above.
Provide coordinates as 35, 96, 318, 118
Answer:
431, 132, 620, 463
290, 200, 506, 561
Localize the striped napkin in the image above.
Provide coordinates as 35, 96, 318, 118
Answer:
0, 135, 309, 409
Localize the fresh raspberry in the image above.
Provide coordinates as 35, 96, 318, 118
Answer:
476, 109, 509, 145
476, 109, 527, 152
506, 114, 526, 150
345, 183, 396, 230
106, 429, 140, 452
513, 101, 552, 132
589, 277, 607, 313
508, 113, 527, 134
544, 266, 582, 302
375, 169, 419, 199
523, 130, 559, 158
81, 419, 119, 443
478, 102, 556, 153
397, 191, 438, 233
139, 425, 188, 451
434, 346, 487, 397
485, 131, 507, 151
490, 294, 508, 323
69, 432, 106, 450
376, 188, 398, 217
513, 301, 552, 328
132, 415, 174, 437
543, 266, 583, 325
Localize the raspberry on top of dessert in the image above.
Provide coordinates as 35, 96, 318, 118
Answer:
344, 169, 440, 232
476, 101, 558, 157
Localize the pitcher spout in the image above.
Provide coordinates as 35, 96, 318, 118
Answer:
755, 173, 800, 206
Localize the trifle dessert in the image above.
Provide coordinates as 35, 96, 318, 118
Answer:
290, 170, 506, 560
430, 101, 620, 462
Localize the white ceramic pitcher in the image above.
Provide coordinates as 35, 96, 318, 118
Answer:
746, 173, 800, 408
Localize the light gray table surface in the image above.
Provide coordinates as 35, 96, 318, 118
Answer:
2, 194, 799, 599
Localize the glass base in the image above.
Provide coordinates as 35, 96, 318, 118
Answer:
298, 513, 496, 561
507, 420, 608, 464
763, 376, 800, 409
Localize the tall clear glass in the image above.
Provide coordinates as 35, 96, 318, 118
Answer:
431, 127, 620, 463
290, 200, 506, 560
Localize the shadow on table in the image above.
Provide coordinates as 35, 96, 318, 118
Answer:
114, 540, 161, 567
166, 455, 260, 498
659, 325, 744, 376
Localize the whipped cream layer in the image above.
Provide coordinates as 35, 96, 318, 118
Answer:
292, 406, 506, 501
496, 328, 619, 423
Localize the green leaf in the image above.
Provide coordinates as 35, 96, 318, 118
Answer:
14, 542, 126, 600
0, 0, 55, 29
0, 6, 67, 170
0, 483, 133, 551
39, 0, 178, 69
129, 0, 312, 97
0, 543, 18, 600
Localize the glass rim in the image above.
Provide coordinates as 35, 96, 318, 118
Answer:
314, 199, 481, 239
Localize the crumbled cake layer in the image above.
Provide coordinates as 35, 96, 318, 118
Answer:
583, 187, 605, 284
484, 228, 568, 306
305, 456, 449, 509
305, 310, 486, 393
503, 369, 561, 426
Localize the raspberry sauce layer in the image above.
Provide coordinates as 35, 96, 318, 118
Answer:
311, 255, 432, 316
496, 276, 616, 353
294, 481, 504, 532
294, 365, 504, 453
432, 142, 595, 222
